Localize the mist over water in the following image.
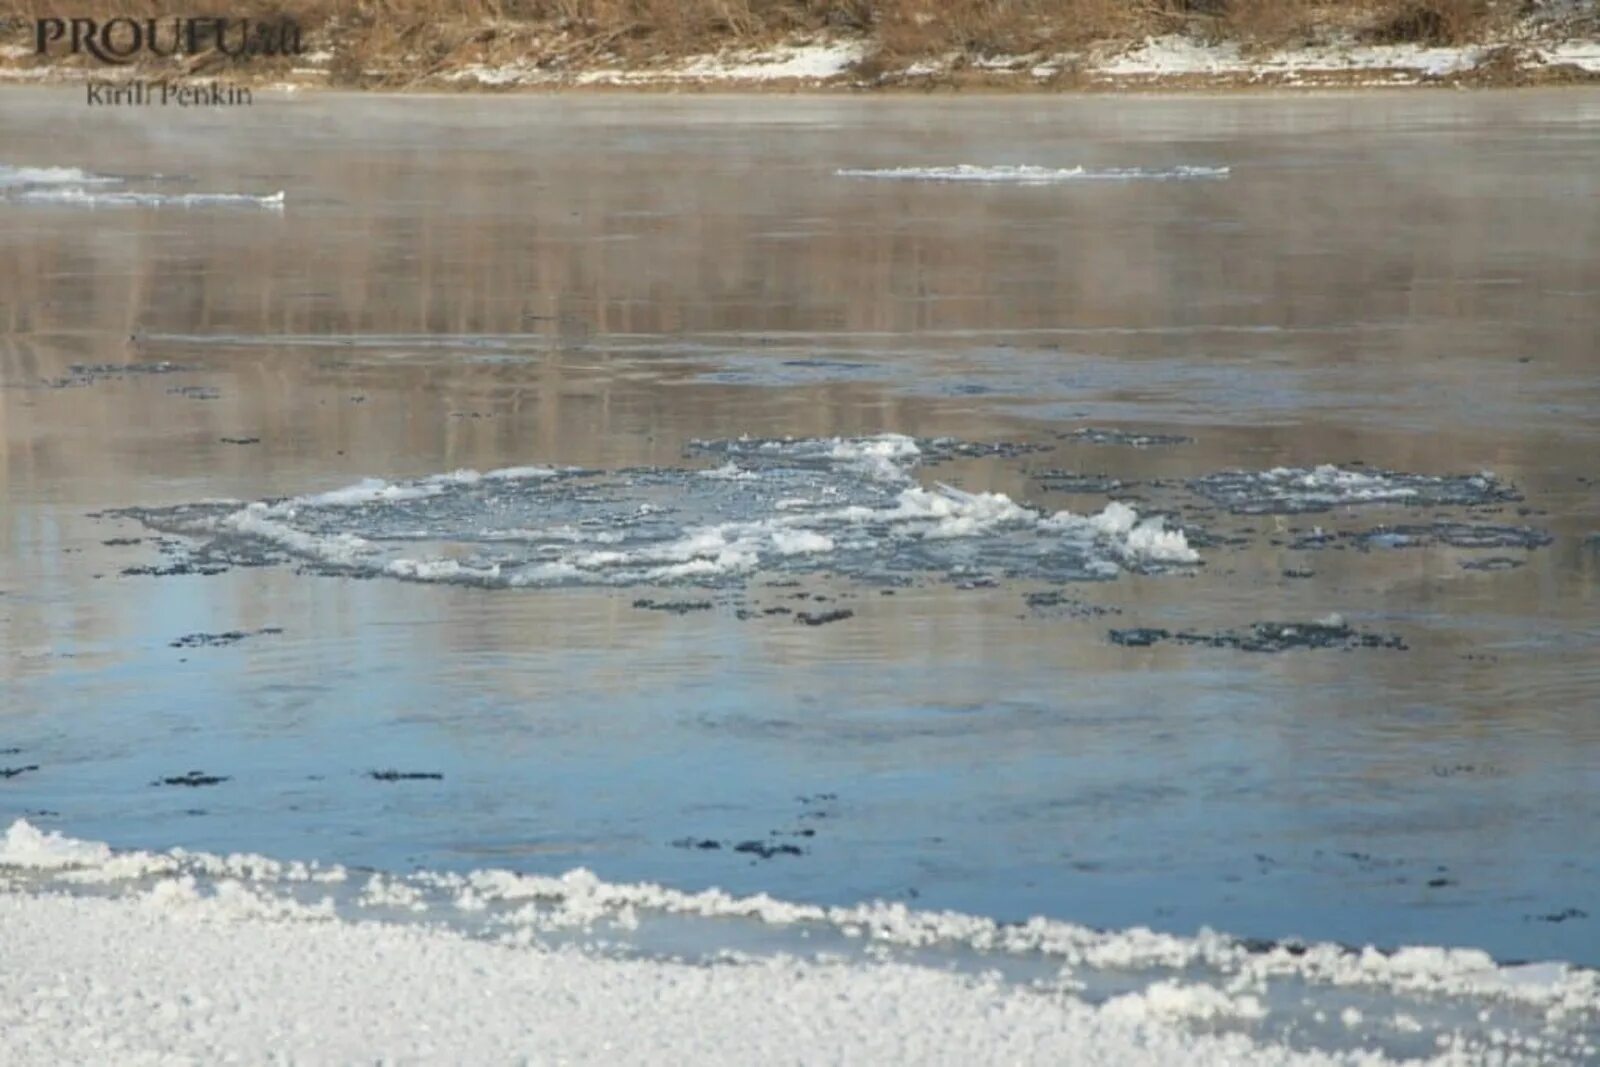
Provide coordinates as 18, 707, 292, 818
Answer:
2, 88, 1599, 1061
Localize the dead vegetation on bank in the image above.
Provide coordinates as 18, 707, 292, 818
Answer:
1, 1, 1597, 88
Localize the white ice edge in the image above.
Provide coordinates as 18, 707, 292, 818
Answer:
0, 164, 284, 208
7, 187, 285, 209
0, 164, 121, 188
3, 819, 1596, 1021
835, 164, 1231, 184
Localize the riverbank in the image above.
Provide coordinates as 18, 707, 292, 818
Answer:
2, 1, 1599, 92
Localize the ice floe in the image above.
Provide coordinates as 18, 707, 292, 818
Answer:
0, 163, 284, 209
1189, 465, 1519, 515
116, 435, 1199, 588
835, 164, 1231, 184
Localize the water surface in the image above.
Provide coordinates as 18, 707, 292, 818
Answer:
2, 89, 1598, 976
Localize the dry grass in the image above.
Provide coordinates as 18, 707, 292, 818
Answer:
1359, 0, 1495, 45
0, 0, 1545, 85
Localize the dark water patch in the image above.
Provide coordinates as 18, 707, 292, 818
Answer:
1431, 764, 1506, 779
916, 438, 1053, 462
1356, 524, 1553, 551
735, 840, 805, 859
42, 361, 196, 388
1459, 556, 1527, 572
1529, 908, 1589, 924
1190, 466, 1520, 515
121, 562, 231, 578
1108, 627, 1171, 647
169, 627, 283, 649
1034, 471, 1131, 493
1287, 522, 1552, 553
154, 772, 229, 787
1171, 524, 1251, 550
1112, 620, 1406, 653
795, 609, 854, 626
1, 765, 40, 779
1059, 428, 1194, 448
167, 385, 220, 401
1023, 590, 1118, 618
369, 770, 444, 782
632, 598, 713, 614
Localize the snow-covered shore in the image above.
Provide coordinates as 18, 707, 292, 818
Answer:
4, 31, 1599, 93
0, 891, 1389, 1066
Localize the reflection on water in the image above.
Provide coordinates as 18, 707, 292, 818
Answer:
1, 89, 1598, 974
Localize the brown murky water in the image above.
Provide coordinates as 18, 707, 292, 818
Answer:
2, 88, 1598, 968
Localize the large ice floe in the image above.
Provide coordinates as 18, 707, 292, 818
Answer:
2, 820, 1596, 1064
1189, 466, 1520, 515
835, 164, 1231, 184
116, 434, 1199, 588
0, 163, 284, 209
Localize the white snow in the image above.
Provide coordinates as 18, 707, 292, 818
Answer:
455, 40, 867, 87
1539, 41, 1600, 71
676, 41, 867, 82
1099, 35, 1487, 80
0, 890, 1398, 1067
4, 820, 1598, 1063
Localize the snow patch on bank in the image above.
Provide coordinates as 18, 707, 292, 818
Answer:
1099, 35, 1486, 79
1539, 41, 1600, 71
449, 40, 867, 88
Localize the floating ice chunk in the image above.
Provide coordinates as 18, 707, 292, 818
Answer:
481, 465, 561, 481
220, 506, 378, 566
700, 463, 759, 481
1101, 980, 1267, 1023
889, 484, 1035, 538
769, 529, 835, 555
1123, 517, 1200, 564
1, 819, 113, 869
835, 165, 1230, 184
0, 164, 121, 187
386, 558, 503, 582
9, 187, 285, 209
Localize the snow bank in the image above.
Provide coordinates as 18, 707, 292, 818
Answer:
4, 821, 1597, 1063
0, 890, 1394, 1066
